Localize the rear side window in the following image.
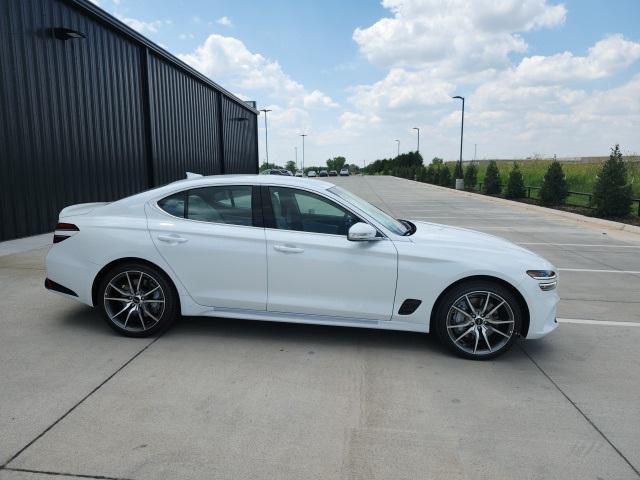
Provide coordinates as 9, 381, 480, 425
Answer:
158, 186, 254, 227
158, 192, 185, 218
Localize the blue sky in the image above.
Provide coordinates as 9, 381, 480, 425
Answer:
96, 0, 640, 167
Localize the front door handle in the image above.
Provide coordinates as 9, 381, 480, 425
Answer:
158, 234, 188, 244
273, 244, 304, 254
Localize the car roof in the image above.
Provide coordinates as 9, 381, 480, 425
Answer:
164, 174, 333, 191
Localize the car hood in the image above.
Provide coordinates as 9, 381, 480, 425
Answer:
408, 220, 552, 267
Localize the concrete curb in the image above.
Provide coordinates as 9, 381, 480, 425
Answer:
400, 178, 640, 235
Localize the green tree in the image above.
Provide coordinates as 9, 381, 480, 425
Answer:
483, 160, 501, 194
464, 162, 478, 190
593, 144, 633, 217
425, 164, 437, 183
505, 162, 526, 199
326, 156, 347, 171
259, 161, 283, 172
454, 162, 464, 179
539, 160, 569, 206
438, 164, 452, 187
432, 157, 443, 165
285, 160, 297, 173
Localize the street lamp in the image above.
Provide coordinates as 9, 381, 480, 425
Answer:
260, 109, 272, 163
452, 96, 465, 190
300, 134, 307, 170
294, 146, 298, 169
395, 139, 400, 157
413, 127, 420, 153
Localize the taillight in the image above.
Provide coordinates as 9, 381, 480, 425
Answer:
53, 223, 79, 243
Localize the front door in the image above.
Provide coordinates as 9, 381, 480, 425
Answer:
263, 186, 398, 321
147, 184, 267, 310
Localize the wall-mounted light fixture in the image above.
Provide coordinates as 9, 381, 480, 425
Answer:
53, 27, 86, 41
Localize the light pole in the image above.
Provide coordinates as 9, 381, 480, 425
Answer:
294, 146, 298, 169
452, 96, 465, 190
474, 143, 477, 162
300, 134, 307, 170
395, 139, 400, 157
260, 109, 272, 163
413, 127, 420, 153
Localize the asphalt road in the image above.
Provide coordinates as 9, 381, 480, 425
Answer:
1, 175, 639, 480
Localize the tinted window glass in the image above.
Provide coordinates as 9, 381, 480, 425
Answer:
158, 192, 185, 218
187, 186, 253, 226
269, 187, 359, 235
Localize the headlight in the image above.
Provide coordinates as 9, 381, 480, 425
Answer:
527, 270, 557, 291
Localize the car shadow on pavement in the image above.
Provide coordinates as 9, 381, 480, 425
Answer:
168, 315, 447, 356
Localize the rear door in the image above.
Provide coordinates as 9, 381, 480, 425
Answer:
263, 186, 398, 320
147, 185, 267, 310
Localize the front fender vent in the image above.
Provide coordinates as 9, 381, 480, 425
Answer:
398, 299, 422, 315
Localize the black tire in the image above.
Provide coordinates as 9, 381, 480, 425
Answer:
434, 280, 522, 360
97, 262, 179, 337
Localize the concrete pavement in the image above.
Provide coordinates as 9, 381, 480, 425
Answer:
1, 176, 639, 480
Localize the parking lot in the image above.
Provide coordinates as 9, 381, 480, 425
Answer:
1, 175, 639, 480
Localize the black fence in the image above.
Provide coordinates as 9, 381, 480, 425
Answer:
476, 183, 640, 216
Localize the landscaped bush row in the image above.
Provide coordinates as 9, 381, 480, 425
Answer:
384, 145, 637, 218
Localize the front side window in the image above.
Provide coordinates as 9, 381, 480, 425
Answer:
158, 186, 253, 227
269, 187, 360, 235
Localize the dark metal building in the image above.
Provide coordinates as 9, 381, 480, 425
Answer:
0, 0, 259, 241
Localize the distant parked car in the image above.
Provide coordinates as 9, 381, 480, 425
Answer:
295, 170, 303, 177
307, 170, 317, 177
329, 170, 338, 177
260, 169, 287, 176
339, 168, 350, 176
319, 170, 329, 177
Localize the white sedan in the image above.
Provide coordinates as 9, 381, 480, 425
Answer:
45, 175, 559, 359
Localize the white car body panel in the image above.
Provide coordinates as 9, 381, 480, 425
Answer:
265, 229, 397, 320
45, 174, 559, 339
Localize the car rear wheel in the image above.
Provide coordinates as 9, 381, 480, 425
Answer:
435, 281, 522, 360
97, 263, 178, 337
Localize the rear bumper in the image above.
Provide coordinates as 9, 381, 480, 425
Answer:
45, 243, 97, 306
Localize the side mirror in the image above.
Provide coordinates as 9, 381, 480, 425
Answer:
348, 222, 379, 241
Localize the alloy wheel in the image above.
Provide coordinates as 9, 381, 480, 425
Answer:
446, 291, 515, 356
103, 271, 165, 333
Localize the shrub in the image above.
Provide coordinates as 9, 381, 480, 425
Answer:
425, 164, 436, 184
483, 160, 501, 194
438, 164, 452, 187
539, 160, 569, 206
464, 162, 478, 190
505, 162, 526, 199
593, 144, 633, 217
454, 161, 464, 179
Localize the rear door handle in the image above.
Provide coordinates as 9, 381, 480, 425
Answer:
158, 234, 188, 244
273, 244, 304, 254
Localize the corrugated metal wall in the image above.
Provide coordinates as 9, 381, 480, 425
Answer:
148, 54, 223, 184
0, 0, 258, 241
221, 96, 259, 174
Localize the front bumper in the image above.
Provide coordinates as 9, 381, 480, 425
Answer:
519, 278, 560, 339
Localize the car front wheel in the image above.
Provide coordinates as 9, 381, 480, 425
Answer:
97, 263, 178, 337
435, 281, 522, 360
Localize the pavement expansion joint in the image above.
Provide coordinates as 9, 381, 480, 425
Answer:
519, 343, 640, 478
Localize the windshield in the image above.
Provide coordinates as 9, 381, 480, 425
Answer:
329, 186, 408, 235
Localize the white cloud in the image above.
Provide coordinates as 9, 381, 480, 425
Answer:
303, 90, 339, 108
117, 16, 171, 35
512, 34, 640, 83
353, 0, 566, 75
217, 16, 233, 27
178, 34, 337, 109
